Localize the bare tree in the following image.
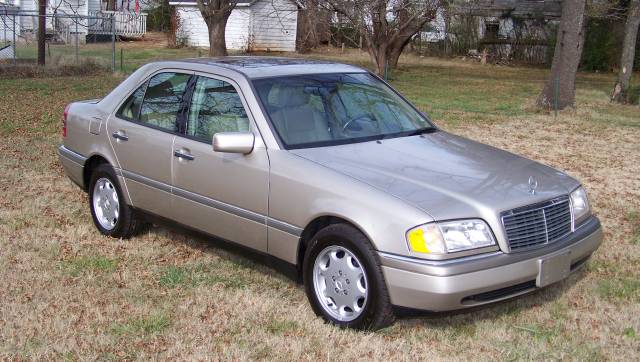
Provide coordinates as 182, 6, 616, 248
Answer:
611, 0, 640, 103
195, 0, 239, 56
324, 0, 441, 75
297, 0, 331, 52
536, 0, 587, 110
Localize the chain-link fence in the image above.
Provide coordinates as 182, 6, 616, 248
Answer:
1, 6, 146, 72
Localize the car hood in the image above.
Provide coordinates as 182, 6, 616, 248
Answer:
291, 131, 579, 221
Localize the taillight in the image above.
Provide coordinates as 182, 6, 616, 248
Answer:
63, 103, 70, 137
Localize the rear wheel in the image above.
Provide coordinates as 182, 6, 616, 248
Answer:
88, 164, 142, 238
303, 223, 395, 330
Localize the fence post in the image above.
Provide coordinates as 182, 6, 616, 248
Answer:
75, 17, 79, 64
384, 60, 389, 81
553, 75, 559, 119
111, 14, 116, 72
12, 13, 16, 65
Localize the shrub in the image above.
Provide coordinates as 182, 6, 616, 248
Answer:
147, 3, 172, 32
581, 19, 619, 72
627, 85, 640, 105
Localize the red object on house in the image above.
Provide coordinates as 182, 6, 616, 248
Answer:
135, 0, 139, 14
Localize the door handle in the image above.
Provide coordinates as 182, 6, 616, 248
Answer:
174, 150, 195, 161
112, 131, 129, 142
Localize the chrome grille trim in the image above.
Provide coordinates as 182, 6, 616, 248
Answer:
501, 196, 572, 252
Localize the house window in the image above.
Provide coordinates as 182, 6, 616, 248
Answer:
485, 21, 499, 40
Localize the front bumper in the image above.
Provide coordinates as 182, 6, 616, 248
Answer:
379, 216, 603, 311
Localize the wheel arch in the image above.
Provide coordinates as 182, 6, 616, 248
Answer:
296, 214, 374, 274
83, 154, 111, 192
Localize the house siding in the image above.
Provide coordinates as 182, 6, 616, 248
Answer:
174, 0, 297, 52
88, 0, 101, 13
177, 7, 251, 50
0, 7, 20, 42
17, 0, 89, 34
249, 0, 297, 51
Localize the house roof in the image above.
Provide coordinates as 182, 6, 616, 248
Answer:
175, 56, 367, 79
168, 0, 254, 6
453, 0, 562, 19
169, 0, 301, 7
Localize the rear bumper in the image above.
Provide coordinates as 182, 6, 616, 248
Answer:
380, 216, 603, 311
58, 145, 86, 189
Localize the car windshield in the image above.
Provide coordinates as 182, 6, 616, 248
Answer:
252, 73, 435, 149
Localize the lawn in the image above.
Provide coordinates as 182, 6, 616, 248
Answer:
0, 44, 639, 360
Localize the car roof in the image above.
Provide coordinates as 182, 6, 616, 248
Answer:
174, 56, 369, 79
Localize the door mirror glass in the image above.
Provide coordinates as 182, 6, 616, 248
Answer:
213, 132, 255, 154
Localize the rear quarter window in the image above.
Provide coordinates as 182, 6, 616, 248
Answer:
116, 83, 147, 120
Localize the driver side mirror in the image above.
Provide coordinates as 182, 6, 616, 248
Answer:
212, 132, 255, 154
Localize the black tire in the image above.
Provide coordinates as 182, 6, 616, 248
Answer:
303, 223, 395, 330
88, 163, 143, 238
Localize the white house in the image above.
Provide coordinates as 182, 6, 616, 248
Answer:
170, 0, 299, 52
0, 0, 147, 44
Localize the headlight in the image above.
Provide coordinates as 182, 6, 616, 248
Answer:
407, 219, 496, 255
570, 186, 591, 226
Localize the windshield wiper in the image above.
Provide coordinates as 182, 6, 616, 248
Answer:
406, 127, 437, 136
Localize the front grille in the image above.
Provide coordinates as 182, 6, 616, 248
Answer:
501, 196, 572, 251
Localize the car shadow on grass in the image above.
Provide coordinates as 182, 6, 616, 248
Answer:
143, 215, 302, 284
142, 212, 591, 328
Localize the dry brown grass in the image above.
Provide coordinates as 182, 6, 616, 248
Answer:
0, 51, 639, 360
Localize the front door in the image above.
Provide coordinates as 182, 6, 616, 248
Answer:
107, 71, 191, 217
170, 74, 269, 252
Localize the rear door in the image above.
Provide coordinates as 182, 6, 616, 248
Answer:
170, 74, 269, 252
107, 71, 192, 217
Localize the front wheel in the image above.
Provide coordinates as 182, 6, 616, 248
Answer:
303, 223, 395, 330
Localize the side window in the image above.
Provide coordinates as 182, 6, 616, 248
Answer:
117, 82, 146, 120
187, 76, 250, 141
139, 72, 191, 132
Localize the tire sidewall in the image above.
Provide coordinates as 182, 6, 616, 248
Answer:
303, 224, 387, 330
88, 164, 127, 237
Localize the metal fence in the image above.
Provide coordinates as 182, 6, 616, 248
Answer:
0, 7, 146, 71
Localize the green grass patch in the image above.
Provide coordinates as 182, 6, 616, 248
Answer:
597, 278, 640, 303
60, 256, 118, 277
623, 327, 637, 339
158, 263, 249, 290
450, 323, 477, 339
110, 313, 171, 337
513, 323, 561, 343
625, 211, 640, 245
266, 319, 300, 335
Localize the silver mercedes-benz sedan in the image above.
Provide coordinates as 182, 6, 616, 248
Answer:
58, 57, 603, 330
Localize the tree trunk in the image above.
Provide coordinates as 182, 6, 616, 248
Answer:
366, 41, 388, 76
611, 0, 640, 103
536, 0, 587, 110
206, 16, 229, 56
375, 51, 387, 76
387, 35, 415, 69
37, 0, 46, 66
107, 0, 116, 11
